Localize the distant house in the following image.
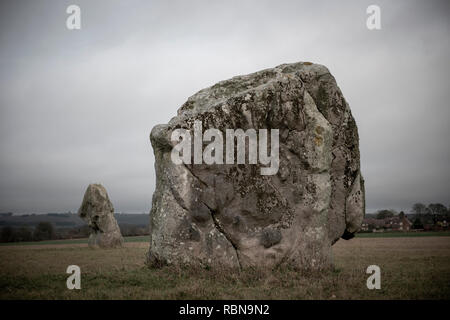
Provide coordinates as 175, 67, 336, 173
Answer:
361, 216, 412, 232
384, 216, 412, 231
407, 213, 450, 231
433, 217, 449, 231
361, 218, 386, 232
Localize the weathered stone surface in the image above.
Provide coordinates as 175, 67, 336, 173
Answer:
148, 62, 364, 269
78, 184, 123, 248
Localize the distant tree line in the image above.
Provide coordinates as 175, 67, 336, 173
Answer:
411, 203, 449, 216
375, 209, 397, 219
0, 221, 149, 243
374, 203, 449, 219
373, 203, 449, 231
0, 222, 55, 242
410, 203, 449, 230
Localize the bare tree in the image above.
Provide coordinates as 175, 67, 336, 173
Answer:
412, 203, 428, 215
428, 203, 448, 215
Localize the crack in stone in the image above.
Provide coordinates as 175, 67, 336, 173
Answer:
168, 184, 190, 213
181, 163, 242, 269
204, 202, 242, 270
183, 164, 208, 187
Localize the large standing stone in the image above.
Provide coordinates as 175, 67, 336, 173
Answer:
148, 62, 365, 269
78, 184, 123, 248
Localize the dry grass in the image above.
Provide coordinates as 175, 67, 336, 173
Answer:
0, 237, 449, 299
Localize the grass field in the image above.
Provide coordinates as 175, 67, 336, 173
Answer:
0, 235, 449, 299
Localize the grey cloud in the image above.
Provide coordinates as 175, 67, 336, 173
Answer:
0, 0, 449, 213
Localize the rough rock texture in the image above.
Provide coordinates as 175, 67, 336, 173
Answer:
148, 62, 365, 269
78, 184, 123, 248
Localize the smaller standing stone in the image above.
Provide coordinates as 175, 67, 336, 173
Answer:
78, 184, 123, 248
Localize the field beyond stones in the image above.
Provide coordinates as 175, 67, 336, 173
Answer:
0, 235, 449, 299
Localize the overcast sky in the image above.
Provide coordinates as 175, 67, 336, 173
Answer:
0, 0, 449, 214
